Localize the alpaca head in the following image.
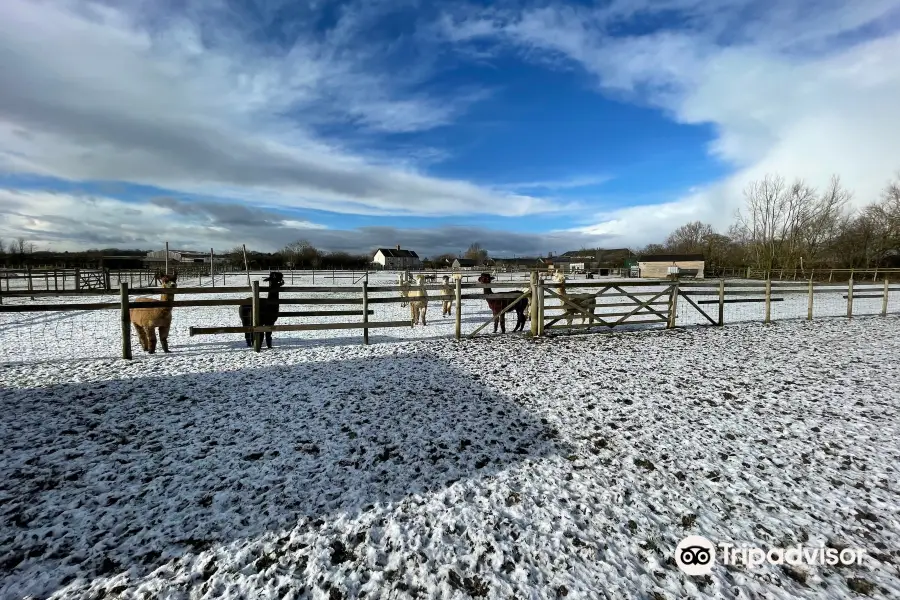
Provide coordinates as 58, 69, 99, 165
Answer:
416, 274, 426, 285
477, 272, 493, 285
157, 272, 178, 289
555, 271, 567, 284
442, 275, 450, 284
263, 271, 285, 288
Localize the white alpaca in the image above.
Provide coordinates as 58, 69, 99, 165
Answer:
440, 275, 454, 317
397, 272, 411, 308
555, 272, 597, 326
408, 274, 429, 326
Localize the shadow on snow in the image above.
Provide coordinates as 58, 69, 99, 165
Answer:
0, 353, 567, 597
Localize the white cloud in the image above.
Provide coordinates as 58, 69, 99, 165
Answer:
0, 188, 613, 255
0, 0, 564, 219
442, 0, 900, 244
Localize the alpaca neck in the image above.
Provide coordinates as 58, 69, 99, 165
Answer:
266, 287, 280, 308
161, 291, 175, 303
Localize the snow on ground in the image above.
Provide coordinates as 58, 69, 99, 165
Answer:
2, 312, 899, 599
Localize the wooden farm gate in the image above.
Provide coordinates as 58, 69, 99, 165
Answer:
539, 281, 676, 334
79, 269, 110, 291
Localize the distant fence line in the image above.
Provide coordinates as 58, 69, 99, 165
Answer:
0, 275, 897, 360
743, 267, 900, 282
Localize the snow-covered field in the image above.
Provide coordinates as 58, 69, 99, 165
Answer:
2, 271, 899, 599
2, 308, 899, 599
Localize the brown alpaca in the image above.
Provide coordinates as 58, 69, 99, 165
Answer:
130, 272, 178, 354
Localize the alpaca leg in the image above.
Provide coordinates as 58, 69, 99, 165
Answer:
159, 325, 171, 353
421, 306, 427, 326
265, 331, 273, 348
133, 324, 149, 352
147, 327, 158, 354
500, 311, 506, 333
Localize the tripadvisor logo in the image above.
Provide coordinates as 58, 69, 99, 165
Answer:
675, 536, 716, 575
674, 536, 868, 575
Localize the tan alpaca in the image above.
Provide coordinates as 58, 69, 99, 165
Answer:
130, 272, 178, 353
397, 272, 411, 308
408, 274, 429, 326
555, 272, 596, 327
440, 275, 454, 317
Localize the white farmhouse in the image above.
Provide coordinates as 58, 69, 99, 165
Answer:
373, 245, 422, 270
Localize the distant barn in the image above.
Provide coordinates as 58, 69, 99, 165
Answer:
638, 254, 705, 279
452, 258, 478, 270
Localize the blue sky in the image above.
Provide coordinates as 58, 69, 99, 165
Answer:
0, 0, 899, 256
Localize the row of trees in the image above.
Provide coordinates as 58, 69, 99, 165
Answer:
638, 173, 900, 272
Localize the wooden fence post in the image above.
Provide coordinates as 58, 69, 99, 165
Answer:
667, 282, 679, 328
717, 278, 725, 326
27, 266, 34, 301
120, 282, 132, 360
210, 248, 215, 286
847, 277, 854, 319
362, 280, 369, 345
529, 272, 538, 336
882, 278, 889, 317
243, 244, 251, 289
536, 278, 544, 336
454, 276, 462, 341
104, 269, 111, 291
807, 276, 814, 321
252, 280, 262, 352
764, 278, 772, 324
74, 268, 81, 293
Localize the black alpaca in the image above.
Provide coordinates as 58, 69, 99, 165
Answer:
239, 271, 285, 348
478, 272, 528, 333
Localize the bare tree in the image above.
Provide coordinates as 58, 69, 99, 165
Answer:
15, 237, 26, 256
664, 221, 715, 254
638, 243, 667, 255
464, 242, 489, 264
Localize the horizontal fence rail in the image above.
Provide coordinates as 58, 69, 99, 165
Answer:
1, 275, 897, 360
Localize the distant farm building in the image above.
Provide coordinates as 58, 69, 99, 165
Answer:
144, 250, 213, 267
540, 256, 573, 272
373, 246, 422, 270
638, 254, 705, 279
452, 258, 478, 270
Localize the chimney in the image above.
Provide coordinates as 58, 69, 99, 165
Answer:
396, 244, 401, 251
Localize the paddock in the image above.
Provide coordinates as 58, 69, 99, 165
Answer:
1, 270, 899, 363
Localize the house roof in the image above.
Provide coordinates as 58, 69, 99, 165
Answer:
639, 254, 705, 262
453, 258, 478, 266
375, 248, 420, 258
494, 257, 539, 264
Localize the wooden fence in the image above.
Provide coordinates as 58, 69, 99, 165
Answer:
0, 276, 896, 359
744, 267, 900, 282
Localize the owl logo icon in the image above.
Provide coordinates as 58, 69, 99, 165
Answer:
675, 536, 716, 575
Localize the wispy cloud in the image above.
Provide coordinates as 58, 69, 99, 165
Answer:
495, 174, 613, 193
0, 0, 561, 219
0, 188, 612, 255
438, 0, 900, 243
